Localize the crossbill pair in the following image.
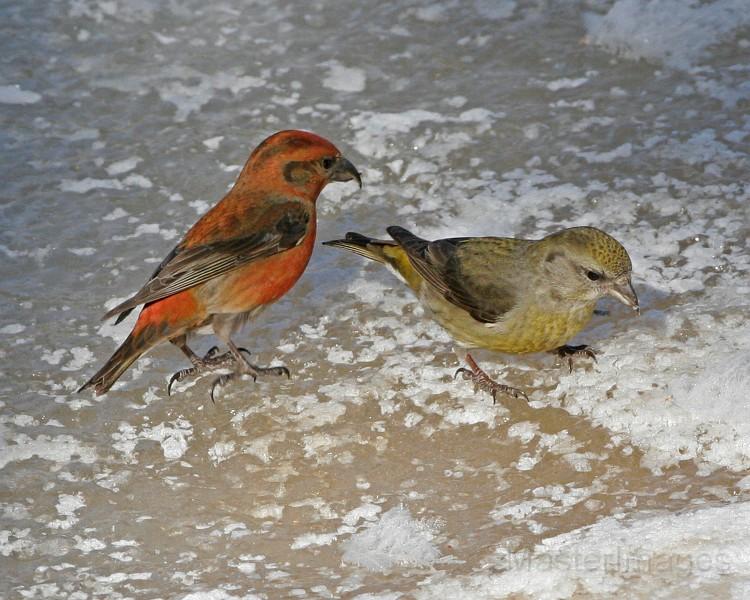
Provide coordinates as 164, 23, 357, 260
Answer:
80, 130, 638, 402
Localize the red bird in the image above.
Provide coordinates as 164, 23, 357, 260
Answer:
80, 130, 361, 399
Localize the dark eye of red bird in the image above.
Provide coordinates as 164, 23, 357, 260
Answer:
586, 270, 601, 281
321, 157, 334, 169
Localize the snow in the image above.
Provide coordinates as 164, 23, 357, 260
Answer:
417, 502, 750, 599
0, 84, 42, 104
106, 157, 142, 176
341, 507, 442, 570
0, 426, 98, 470
546, 77, 589, 91
112, 419, 193, 461
322, 62, 367, 93
585, 0, 750, 70
0, 324, 26, 335
202, 136, 224, 150
2, 0, 749, 597
47, 493, 86, 530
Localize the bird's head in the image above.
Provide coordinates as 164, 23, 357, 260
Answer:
535, 227, 639, 313
238, 130, 361, 197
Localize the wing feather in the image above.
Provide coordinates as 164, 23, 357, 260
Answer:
103, 200, 310, 321
387, 226, 523, 323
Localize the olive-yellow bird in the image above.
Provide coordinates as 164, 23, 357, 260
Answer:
324, 226, 638, 401
80, 130, 361, 400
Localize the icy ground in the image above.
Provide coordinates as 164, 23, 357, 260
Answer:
1, 0, 749, 598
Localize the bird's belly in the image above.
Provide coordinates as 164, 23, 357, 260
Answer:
424, 289, 595, 354
483, 304, 595, 353
202, 236, 314, 314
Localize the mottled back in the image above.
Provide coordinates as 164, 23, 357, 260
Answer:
388, 227, 530, 323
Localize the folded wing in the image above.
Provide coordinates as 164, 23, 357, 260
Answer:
387, 226, 524, 323
105, 200, 310, 323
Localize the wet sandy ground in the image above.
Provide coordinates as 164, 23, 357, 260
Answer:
2, 0, 750, 597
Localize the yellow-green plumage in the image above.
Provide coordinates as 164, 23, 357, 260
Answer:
324, 226, 637, 355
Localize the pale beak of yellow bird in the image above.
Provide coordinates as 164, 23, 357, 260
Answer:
607, 277, 640, 315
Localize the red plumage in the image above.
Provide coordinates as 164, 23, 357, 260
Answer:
80, 130, 360, 397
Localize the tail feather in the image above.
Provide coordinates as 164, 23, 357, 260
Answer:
385, 226, 429, 256
102, 298, 137, 324
324, 230, 427, 291
78, 332, 149, 396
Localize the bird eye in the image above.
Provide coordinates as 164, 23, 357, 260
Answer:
321, 157, 335, 170
586, 270, 601, 281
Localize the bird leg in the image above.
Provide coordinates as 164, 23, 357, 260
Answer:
208, 341, 290, 403
454, 353, 528, 404
167, 340, 241, 396
553, 344, 597, 373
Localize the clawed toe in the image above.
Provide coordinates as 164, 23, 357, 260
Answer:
204, 346, 221, 359
455, 354, 528, 404
259, 365, 290, 379
168, 367, 196, 396
168, 343, 291, 400
233, 347, 290, 380
554, 344, 597, 373
487, 382, 528, 404
210, 373, 236, 404
207, 363, 289, 403
167, 362, 223, 396
166, 347, 237, 395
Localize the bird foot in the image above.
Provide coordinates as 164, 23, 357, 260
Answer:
208, 353, 290, 403
454, 353, 528, 404
167, 346, 243, 395
554, 344, 597, 373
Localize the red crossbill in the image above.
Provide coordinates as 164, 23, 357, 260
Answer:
80, 130, 360, 399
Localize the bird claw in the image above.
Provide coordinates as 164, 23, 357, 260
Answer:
168, 367, 194, 396
168, 344, 291, 400
455, 354, 528, 404
262, 366, 290, 379
234, 349, 290, 380
166, 347, 239, 395
485, 382, 528, 404
554, 345, 597, 373
208, 364, 288, 403
210, 373, 235, 404
240, 364, 290, 380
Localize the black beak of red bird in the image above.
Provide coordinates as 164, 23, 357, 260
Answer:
330, 156, 362, 188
